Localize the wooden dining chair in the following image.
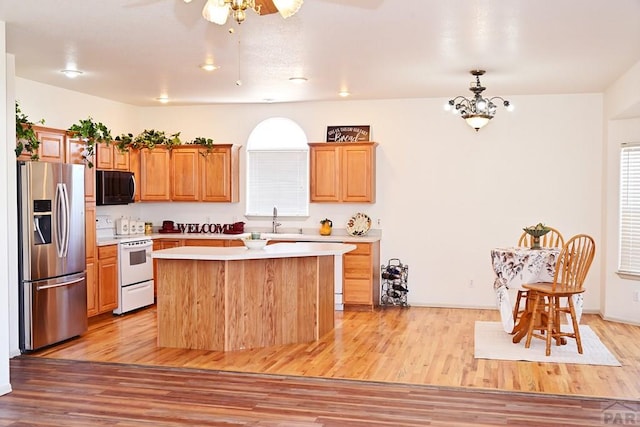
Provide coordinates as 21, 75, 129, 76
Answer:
512, 226, 565, 325
522, 234, 596, 356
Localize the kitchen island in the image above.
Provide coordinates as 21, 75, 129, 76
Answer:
152, 242, 356, 351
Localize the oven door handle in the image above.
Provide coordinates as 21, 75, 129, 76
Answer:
121, 241, 153, 250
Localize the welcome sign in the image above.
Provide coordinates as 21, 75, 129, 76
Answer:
326, 125, 370, 142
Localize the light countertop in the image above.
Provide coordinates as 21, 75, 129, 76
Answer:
151, 242, 357, 261
97, 229, 381, 246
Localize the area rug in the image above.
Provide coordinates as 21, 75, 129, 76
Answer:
474, 321, 621, 366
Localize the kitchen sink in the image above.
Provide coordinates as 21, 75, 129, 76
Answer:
262, 233, 309, 239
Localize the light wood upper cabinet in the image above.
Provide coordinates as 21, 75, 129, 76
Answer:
309, 142, 377, 203
17, 126, 66, 163
140, 147, 171, 201
200, 145, 240, 202
35, 127, 66, 163
66, 138, 95, 202
95, 143, 113, 169
96, 143, 130, 171
170, 147, 200, 201
165, 144, 240, 203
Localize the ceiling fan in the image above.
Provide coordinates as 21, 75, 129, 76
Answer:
186, 0, 383, 25
185, 0, 302, 25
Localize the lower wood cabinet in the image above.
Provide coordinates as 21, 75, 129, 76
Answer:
97, 245, 118, 314
85, 205, 98, 317
343, 241, 380, 310
153, 239, 183, 295
86, 259, 98, 317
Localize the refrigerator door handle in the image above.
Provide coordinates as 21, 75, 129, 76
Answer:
55, 183, 70, 257
36, 277, 85, 291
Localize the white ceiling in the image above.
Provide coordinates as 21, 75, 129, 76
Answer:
1, 0, 640, 107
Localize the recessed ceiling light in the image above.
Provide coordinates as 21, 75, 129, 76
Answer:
289, 77, 308, 84
61, 69, 83, 79
339, 90, 350, 97
156, 96, 170, 104
200, 63, 219, 72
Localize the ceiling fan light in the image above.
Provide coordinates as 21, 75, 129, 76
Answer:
61, 69, 83, 78
203, 0, 230, 25
273, 0, 303, 19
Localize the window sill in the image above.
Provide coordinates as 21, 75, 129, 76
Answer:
616, 271, 640, 281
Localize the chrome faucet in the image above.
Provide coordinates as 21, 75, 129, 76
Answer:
272, 206, 281, 233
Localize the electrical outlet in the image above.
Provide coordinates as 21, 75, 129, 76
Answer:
469, 279, 474, 288
634, 290, 640, 302
377, 218, 381, 227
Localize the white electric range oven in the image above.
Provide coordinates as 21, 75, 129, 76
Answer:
96, 216, 154, 315
114, 236, 154, 315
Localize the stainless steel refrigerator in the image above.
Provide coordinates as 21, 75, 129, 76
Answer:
17, 161, 88, 351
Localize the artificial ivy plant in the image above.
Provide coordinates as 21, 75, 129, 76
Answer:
17, 109, 215, 167
67, 117, 113, 167
15, 101, 44, 160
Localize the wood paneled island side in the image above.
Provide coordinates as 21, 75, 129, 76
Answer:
151, 242, 356, 351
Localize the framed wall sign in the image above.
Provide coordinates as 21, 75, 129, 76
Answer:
326, 125, 370, 142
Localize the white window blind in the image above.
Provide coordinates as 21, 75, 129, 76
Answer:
246, 150, 309, 216
245, 117, 309, 217
619, 143, 640, 274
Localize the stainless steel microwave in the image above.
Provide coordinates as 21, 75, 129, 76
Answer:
96, 170, 135, 205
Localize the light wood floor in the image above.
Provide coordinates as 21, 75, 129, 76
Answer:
28, 305, 640, 400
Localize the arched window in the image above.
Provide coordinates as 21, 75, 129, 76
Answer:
245, 117, 309, 217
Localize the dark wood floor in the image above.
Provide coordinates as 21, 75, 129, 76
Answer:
1, 357, 633, 426
4, 305, 640, 425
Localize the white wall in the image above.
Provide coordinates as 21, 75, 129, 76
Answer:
1, 24, 13, 396
128, 95, 604, 310
15, 78, 139, 135
10, 82, 606, 347
603, 59, 640, 324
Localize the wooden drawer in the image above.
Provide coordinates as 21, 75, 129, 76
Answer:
343, 255, 372, 278
348, 243, 371, 255
98, 245, 117, 259
154, 239, 183, 250
343, 279, 372, 304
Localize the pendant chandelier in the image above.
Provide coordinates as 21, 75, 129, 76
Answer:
446, 70, 513, 132
185, 0, 303, 25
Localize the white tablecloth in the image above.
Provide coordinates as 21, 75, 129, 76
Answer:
490, 247, 583, 332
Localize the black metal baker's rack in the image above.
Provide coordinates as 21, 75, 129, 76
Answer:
380, 258, 409, 307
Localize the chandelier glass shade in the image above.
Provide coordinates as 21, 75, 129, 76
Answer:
194, 0, 303, 25
446, 70, 513, 131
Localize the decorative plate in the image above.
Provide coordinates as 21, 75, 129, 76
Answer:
347, 213, 372, 236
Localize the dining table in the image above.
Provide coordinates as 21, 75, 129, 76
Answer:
490, 246, 584, 341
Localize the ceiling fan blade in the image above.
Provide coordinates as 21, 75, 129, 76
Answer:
123, 0, 167, 8
256, 0, 278, 15
319, 0, 383, 9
